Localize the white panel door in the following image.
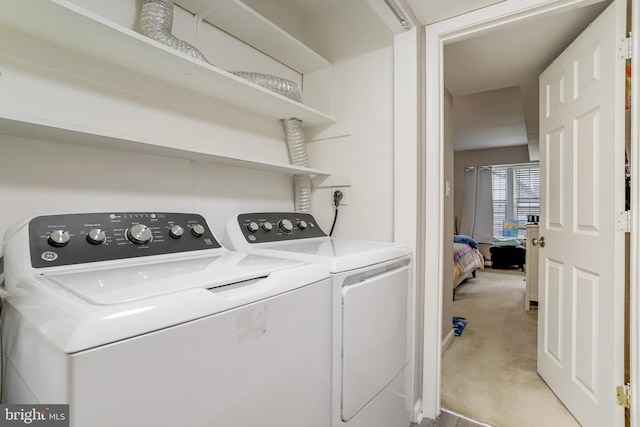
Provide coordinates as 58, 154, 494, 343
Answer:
537, 0, 626, 426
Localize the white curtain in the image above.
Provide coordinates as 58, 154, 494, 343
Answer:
460, 167, 477, 237
460, 166, 494, 244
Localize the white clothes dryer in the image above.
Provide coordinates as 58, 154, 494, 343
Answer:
224, 212, 413, 427
1, 212, 332, 427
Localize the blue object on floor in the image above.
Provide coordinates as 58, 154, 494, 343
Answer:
453, 316, 468, 336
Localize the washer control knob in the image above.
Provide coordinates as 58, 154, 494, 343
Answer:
191, 224, 205, 237
262, 222, 273, 232
169, 225, 184, 239
247, 222, 259, 233
279, 219, 294, 233
86, 228, 106, 245
48, 230, 70, 247
128, 224, 152, 245
298, 220, 308, 230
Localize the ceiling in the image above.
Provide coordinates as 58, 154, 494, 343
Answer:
403, 0, 611, 154
276, 0, 343, 18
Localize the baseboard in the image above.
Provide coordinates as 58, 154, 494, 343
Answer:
412, 400, 424, 424
441, 329, 455, 353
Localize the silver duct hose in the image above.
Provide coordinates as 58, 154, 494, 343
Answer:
230, 71, 301, 102
139, 0, 310, 212
139, 0, 302, 102
282, 118, 312, 213
139, 0, 208, 62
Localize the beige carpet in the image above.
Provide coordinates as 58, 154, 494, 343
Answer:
441, 269, 581, 427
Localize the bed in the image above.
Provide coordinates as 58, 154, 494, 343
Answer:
453, 235, 485, 298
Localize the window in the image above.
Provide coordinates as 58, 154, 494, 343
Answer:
491, 168, 508, 237
491, 164, 539, 239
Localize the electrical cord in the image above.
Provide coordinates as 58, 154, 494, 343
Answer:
329, 209, 338, 236
329, 190, 343, 236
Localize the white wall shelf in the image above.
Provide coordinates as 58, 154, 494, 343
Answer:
0, 0, 337, 128
0, 118, 330, 176
0, 0, 337, 177
177, 0, 332, 74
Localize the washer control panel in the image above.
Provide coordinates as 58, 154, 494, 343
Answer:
236, 212, 326, 244
29, 212, 220, 268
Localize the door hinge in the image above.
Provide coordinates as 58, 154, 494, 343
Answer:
617, 383, 631, 408
618, 37, 632, 60
616, 211, 631, 233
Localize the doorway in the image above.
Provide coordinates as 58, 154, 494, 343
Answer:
420, 0, 636, 424
441, 268, 579, 426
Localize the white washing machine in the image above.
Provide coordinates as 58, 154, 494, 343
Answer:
224, 212, 413, 427
0, 212, 332, 427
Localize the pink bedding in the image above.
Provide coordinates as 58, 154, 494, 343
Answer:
453, 242, 484, 287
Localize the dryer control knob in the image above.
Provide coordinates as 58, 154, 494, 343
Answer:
128, 224, 152, 245
48, 230, 70, 247
191, 224, 205, 237
86, 228, 106, 245
169, 225, 184, 239
279, 219, 294, 233
262, 222, 273, 232
298, 220, 308, 230
247, 222, 259, 233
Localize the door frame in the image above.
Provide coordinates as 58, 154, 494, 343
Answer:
630, 0, 640, 422
420, 0, 639, 424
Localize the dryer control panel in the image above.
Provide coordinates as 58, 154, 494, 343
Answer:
29, 212, 220, 268
236, 212, 326, 244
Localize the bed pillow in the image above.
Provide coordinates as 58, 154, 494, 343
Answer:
454, 234, 478, 249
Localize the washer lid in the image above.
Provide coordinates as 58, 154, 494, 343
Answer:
44, 252, 303, 305
13, 252, 330, 353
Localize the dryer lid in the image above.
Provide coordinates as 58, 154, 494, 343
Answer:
254, 239, 412, 273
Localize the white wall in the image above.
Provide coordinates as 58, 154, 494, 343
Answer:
393, 25, 421, 417
304, 2, 396, 241
0, 136, 293, 240
307, 47, 395, 239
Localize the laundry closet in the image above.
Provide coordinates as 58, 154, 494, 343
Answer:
0, 0, 422, 424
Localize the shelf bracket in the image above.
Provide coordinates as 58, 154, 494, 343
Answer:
192, 0, 227, 23
307, 120, 354, 142
312, 173, 352, 188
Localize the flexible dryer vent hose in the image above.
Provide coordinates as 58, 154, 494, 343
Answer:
282, 118, 312, 213
139, 0, 302, 102
139, 0, 310, 213
139, 0, 208, 62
